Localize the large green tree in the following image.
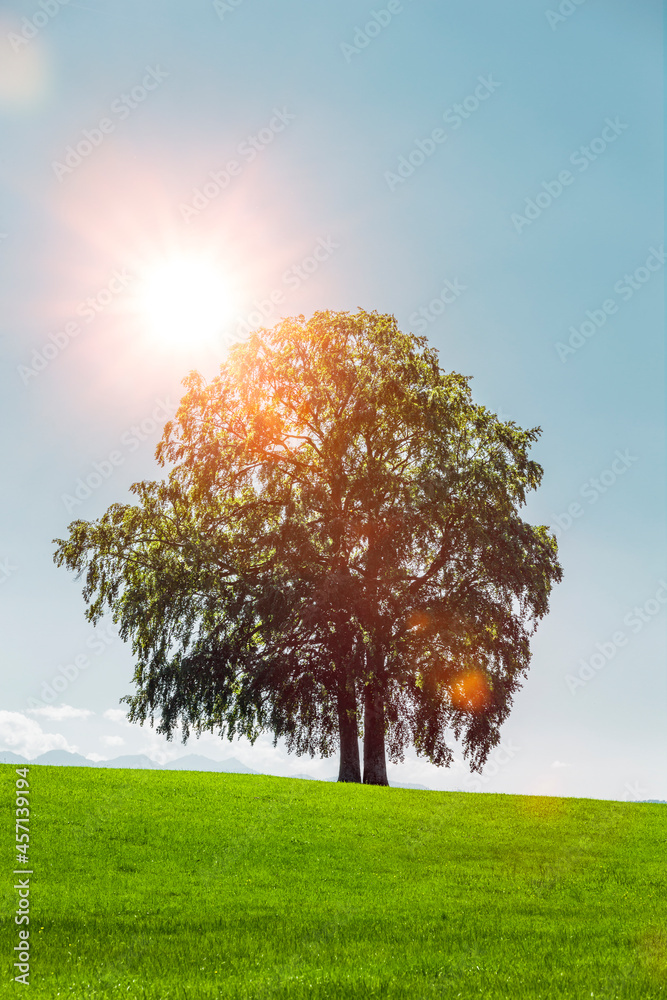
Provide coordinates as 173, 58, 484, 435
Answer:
54, 309, 562, 784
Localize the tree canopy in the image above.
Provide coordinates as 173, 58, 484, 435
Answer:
53, 309, 562, 784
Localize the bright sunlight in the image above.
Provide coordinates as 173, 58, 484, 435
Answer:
135, 255, 235, 347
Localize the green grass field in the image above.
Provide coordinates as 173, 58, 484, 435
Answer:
2, 764, 665, 999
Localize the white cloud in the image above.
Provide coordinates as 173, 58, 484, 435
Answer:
138, 745, 170, 765
103, 709, 129, 724
28, 705, 93, 721
551, 760, 570, 769
101, 735, 124, 747
136, 733, 184, 765
0, 711, 77, 758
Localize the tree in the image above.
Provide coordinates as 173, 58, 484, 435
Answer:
53, 309, 562, 785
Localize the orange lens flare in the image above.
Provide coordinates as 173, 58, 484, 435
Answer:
407, 611, 431, 633
448, 670, 491, 713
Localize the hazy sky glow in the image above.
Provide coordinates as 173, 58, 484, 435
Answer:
1, 0, 663, 800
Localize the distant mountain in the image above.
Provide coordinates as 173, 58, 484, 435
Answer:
32, 750, 96, 767
96, 754, 161, 769
3, 749, 257, 773
2, 747, 429, 787
0, 750, 28, 764
163, 754, 223, 772
163, 755, 258, 774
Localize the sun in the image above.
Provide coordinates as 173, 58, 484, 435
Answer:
135, 255, 235, 348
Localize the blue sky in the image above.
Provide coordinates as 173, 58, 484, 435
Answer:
0, 0, 663, 800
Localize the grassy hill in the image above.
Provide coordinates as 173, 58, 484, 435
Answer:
2, 765, 665, 999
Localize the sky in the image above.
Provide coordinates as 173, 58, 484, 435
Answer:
0, 0, 664, 801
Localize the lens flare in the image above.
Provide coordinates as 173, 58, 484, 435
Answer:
448, 670, 491, 713
407, 611, 431, 633
0, 26, 51, 111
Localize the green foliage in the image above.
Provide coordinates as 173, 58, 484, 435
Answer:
2, 764, 665, 999
53, 310, 562, 771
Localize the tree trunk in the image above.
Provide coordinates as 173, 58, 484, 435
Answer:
363, 681, 388, 785
337, 673, 361, 783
